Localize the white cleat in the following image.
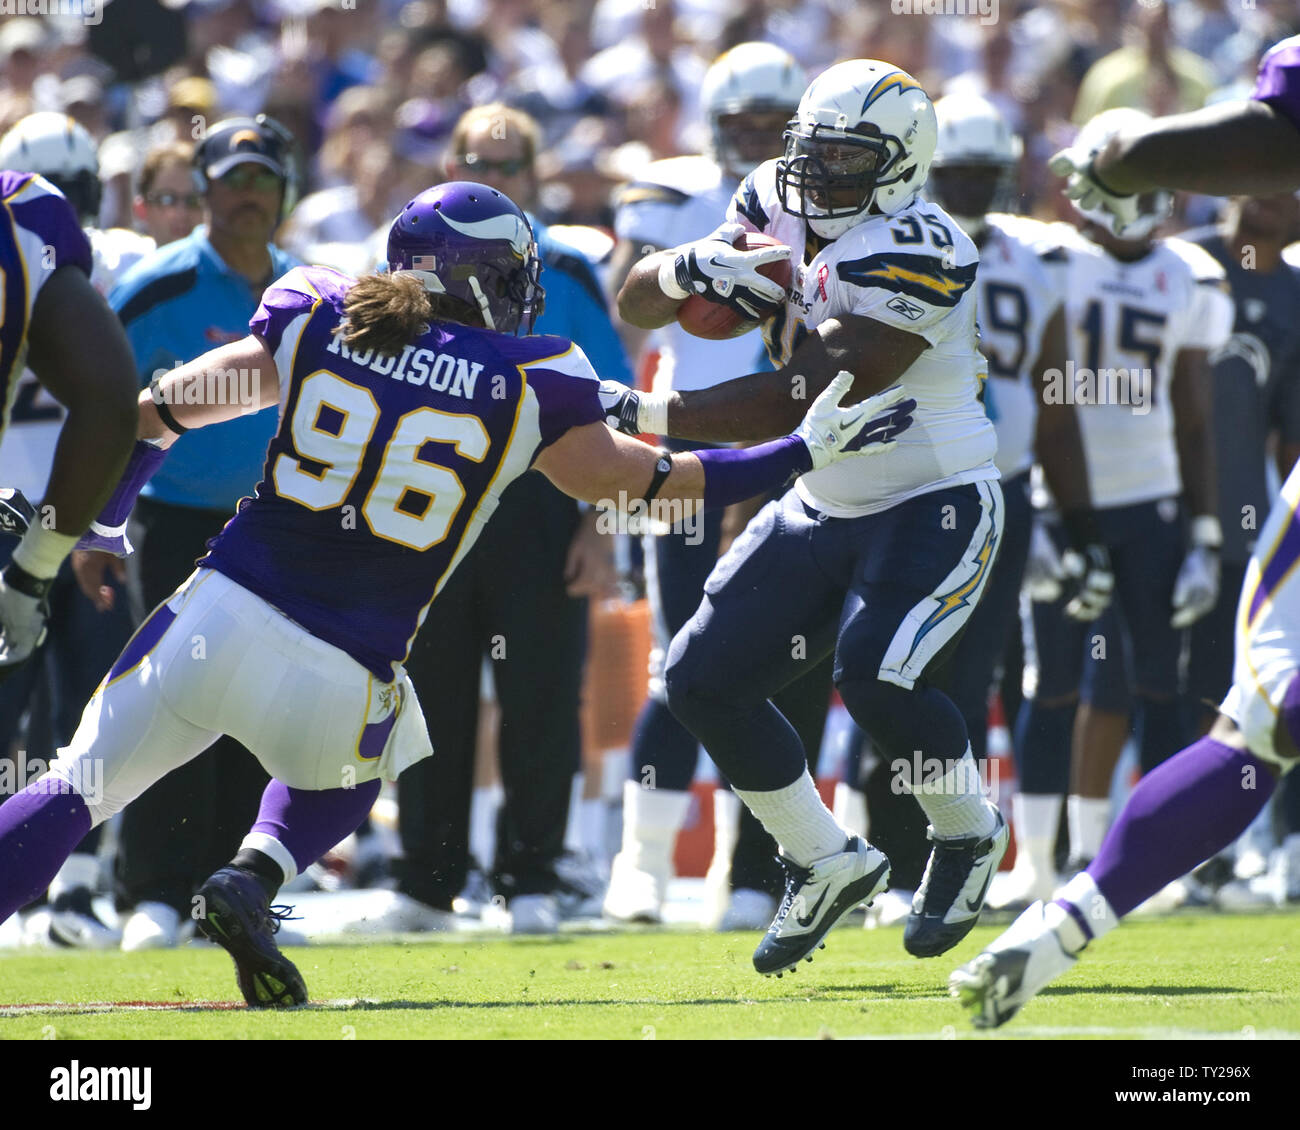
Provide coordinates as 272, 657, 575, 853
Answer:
48, 888, 121, 950
602, 852, 668, 924
121, 901, 187, 952
753, 836, 890, 976
949, 900, 1077, 1029
987, 858, 1057, 914
905, 808, 1009, 958
862, 887, 914, 929
509, 894, 560, 935
719, 888, 778, 932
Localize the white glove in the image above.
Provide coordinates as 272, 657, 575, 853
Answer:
0, 566, 50, 681
1171, 516, 1222, 629
794, 372, 916, 471
659, 221, 791, 320
1048, 145, 1140, 235
1024, 520, 1066, 603
1060, 544, 1115, 622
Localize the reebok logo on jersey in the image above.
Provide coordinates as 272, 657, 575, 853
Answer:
886, 295, 926, 321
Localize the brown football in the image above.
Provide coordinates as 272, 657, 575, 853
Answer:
675, 230, 793, 340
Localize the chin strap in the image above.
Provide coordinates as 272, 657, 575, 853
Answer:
465, 275, 497, 331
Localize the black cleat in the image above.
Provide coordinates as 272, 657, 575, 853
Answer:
195, 867, 307, 1008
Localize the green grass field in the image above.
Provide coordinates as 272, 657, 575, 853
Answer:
2, 910, 1297, 1040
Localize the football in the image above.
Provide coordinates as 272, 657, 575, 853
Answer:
676, 231, 793, 340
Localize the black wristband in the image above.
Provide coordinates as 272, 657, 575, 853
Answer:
1086, 154, 1133, 200
150, 378, 189, 435
643, 450, 673, 503
3, 560, 54, 601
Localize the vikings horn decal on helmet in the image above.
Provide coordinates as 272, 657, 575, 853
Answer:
1070, 108, 1172, 241
929, 94, 1022, 241
701, 42, 806, 180
386, 182, 545, 335
0, 111, 102, 224
776, 59, 938, 240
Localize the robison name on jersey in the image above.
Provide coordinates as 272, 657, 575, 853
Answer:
728, 158, 997, 517
201, 265, 606, 683
615, 154, 767, 393
1034, 222, 1234, 509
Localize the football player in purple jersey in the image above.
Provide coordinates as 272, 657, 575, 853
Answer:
0, 182, 915, 1008
1051, 36, 1300, 232
0, 170, 137, 680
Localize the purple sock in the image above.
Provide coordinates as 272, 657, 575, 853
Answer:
249, 778, 381, 876
1089, 736, 1276, 918
0, 780, 92, 924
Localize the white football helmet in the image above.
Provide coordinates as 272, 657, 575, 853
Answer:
1070, 108, 1171, 241
701, 42, 805, 180
929, 94, 1021, 240
0, 111, 100, 223
776, 59, 937, 240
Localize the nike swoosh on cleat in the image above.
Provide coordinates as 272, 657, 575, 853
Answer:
796, 886, 829, 928
964, 863, 994, 913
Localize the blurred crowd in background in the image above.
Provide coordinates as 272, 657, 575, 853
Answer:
3, 0, 1297, 251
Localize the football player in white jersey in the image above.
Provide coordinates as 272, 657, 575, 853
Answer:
0, 113, 154, 948
603, 60, 1010, 972
1013, 110, 1234, 901
925, 95, 1103, 912
953, 460, 1300, 1027
602, 42, 812, 931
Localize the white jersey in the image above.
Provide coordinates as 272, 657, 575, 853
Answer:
1035, 222, 1233, 509
728, 158, 997, 517
614, 155, 766, 394
1221, 461, 1300, 770
0, 225, 154, 500
973, 214, 1065, 478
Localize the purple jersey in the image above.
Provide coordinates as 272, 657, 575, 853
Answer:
1252, 35, 1300, 132
200, 265, 605, 681
0, 171, 93, 442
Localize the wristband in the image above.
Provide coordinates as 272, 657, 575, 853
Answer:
150, 376, 189, 435
636, 391, 672, 437
11, 523, 77, 581
643, 450, 673, 502
2, 559, 53, 601
657, 255, 691, 302
1189, 515, 1223, 550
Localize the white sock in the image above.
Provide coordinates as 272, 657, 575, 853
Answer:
469, 783, 503, 872
1067, 794, 1111, 863
1051, 870, 1120, 953
579, 797, 607, 864
911, 751, 998, 839
1013, 793, 1061, 880
618, 780, 692, 869
733, 769, 850, 867
710, 788, 741, 864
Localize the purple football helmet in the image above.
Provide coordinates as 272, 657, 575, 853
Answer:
387, 181, 544, 334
